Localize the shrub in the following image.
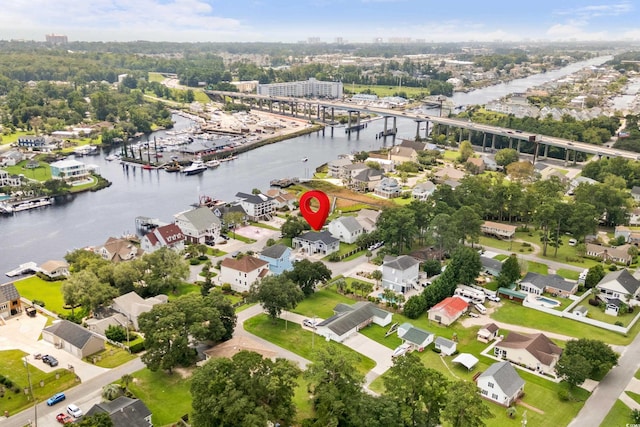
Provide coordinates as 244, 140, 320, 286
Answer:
588, 299, 600, 306
198, 255, 208, 261
615, 321, 624, 326
105, 325, 128, 342
189, 258, 200, 265
432, 347, 442, 354
129, 341, 146, 353
558, 389, 570, 401
608, 264, 618, 271
328, 253, 340, 262
221, 283, 232, 293
32, 300, 45, 308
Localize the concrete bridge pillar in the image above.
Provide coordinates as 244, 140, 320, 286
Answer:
482, 133, 487, 152
565, 149, 570, 166
491, 134, 496, 150
425, 121, 429, 139
544, 144, 549, 158
458, 129, 463, 143
317, 104, 321, 119
516, 139, 521, 153
416, 121, 421, 140
509, 139, 513, 149
384, 116, 388, 135
348, 111, 352, 126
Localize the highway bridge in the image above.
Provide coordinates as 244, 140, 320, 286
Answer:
205, 90, 640, 162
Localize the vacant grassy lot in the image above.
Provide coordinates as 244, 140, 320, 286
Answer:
526, 261, 549, 275
13, 276, 70, 316
347, 84, 429, 98
84, 343, 136, 368
0, 350, 78, 415
130, 368, 193, 426
292, 285, 355, 319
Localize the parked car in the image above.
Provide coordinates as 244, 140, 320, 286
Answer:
56, 413, 73, 424
67, 403, 83, 418
302, 319, 318, 328
468, 312, 480, 318
46, 392, 66, 406
43, 355, 59, 367
391, 343, 411, 358
487, 295, 501, 303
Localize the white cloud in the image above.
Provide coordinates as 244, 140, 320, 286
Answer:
553, 1, 633, 19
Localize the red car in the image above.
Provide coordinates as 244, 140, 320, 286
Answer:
56, 413, 73, 424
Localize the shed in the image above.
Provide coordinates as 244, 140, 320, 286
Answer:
497, 287, 527, 303
434, 336, 457, 356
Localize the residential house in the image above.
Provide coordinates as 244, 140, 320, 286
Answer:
315, 302, 392, 343
292, 230, 339, 256
349, 167, 383, 192
412, 181, 436, 201
37, 260, 69, 278
42, 320, 105, 358
480, 256, 503, 277
0, 283, 21, 319
629, 208, 640, 226
632, 186, 640, 203
235, 192, 275, 221
399, 139, 427, 152
596, 269, 640, 304
49, 159, 91, 182
0, 150, 24, 167
397, 322, 434, 351
328, 216, 364, 244
374, 177, 402, 199
110, 291, 168, 330
494, 332, 562, 376
614, 226, 640, 245
433, 166, 466, 183
212, 204, 248, 226
266, 189, 297, 210
481, 221, 516, 240
95, 237, 142, 263
519, 272, 578, 297
586, 243, 633, 265
388, 146, 419, 165
482, 155, 498, 171
174, 206, 222, 244
434, 336, 457, 356
476, 361, 525, 407
85, 397, 152, 427
355, 209, 380, 233
466, 157, 485, 174
341, 163, 370, 184
381, 255, 420, 293
428, 296, 469, 326
220, 256, 270, 293
477, 323, 500, 343
140, 224, 186, 253
0, 169, 21, 186
258, 244, 293, 275
328, 157, 353, 178
18, 136, 47, 149
568, 176, 597, 195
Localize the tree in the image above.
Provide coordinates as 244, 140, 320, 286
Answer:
371, 269, 383, 287
250, 275, 304, 321
120, 374, 133, 392
506, 160, 535, 182
384, 352, 449, 427
423, 259, 442, 277
458, 140, 474, 163
555, 353, 591, 389
447, 246, 482, 286
223, 211, 245, 238
138, 247, 189, 296
74, 413, 114, 427
497, 254, 521, 288
280, 215, 310, 239
584, 265, 606, 289
494, 148, 519, 167
61, 270, 117, 315
200, 261, 214, 296
191, 351, 301, 427
403, 295, 427, 319
430, 213, 459, 255
377, 206, 418, 254
105, 325, 127, 342
452, 206, 483, 247
284, 259, 332, 296
562, 339, 619, 379
101, 383, 122, 401
442, 380, 494, 427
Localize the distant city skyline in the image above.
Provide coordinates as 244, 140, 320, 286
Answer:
1, 0, 639, 44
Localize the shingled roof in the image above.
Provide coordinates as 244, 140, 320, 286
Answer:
498, 332, 562, 366
260, 244, 290, 259
383, 255, 420, 271
44, 320, 103, 350
479, 361, 525, 398
221, 256, 268, 273
86, 397, 152, 427
0, 283, 19, 304
317, 302, 390, 337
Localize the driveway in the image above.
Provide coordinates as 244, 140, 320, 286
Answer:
341, 333, 394, 387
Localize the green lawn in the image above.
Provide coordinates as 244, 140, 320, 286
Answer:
4, 161, 52, 182
292, 286, 355, 319
556, 268, 581, 280
479, 236, 533, 253
228, 234, 257, 244
347, 83, 429, 98
206, 247, 227, 256
84, 343, 136, 368
244, 314, 375, 376
249, 221, 280, 231
599, 399, 635, 427
148, 72, 165, 83
491, 300, 639, 345
0, 130, 30, 145
168, 282, 201, 300
573, 300, 637, 327
0, 350, 78, 416
13, 276, 70, 315
129, 368, 193, 426
525, 261, 549, 275
626, 391, 640, 405
636, 367, 640, 380
494, 254, 509, 261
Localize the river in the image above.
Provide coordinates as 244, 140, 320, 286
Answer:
0, 56, 612, 275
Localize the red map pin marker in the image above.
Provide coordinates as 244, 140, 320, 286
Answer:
299, 190, 330, 231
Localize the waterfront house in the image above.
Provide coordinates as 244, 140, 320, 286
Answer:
381, 255, 420, 293
37, 260, 70, 278
388, 146, 419, 165
315, 302, 392, 343
86, 397, 153, 427
412, 181, 436, 201
292, 230, 339, 256
349, 167, 383, 192
266, 189, 297, 210
18, 136, 47, 150
258, 244, 294, 275
494, 332, 562, 376
110, 291, 167, 331
477, 323, 500, 343
434, 336, 457, 355
220, 256, 270, 293
341, 163, 370, 184
140, 224, 186, 253
397, 323, 434, 351
49, 159, 91, 182
476, 361, 525, 407
328, 216, 364, 244
174, 206, 222, 244
0, 169, 22, 187
481, 221, 516, 240
235, 192, 275, 221
428, 296, 469, 326
328, 157, 353, 178
596, 269, 640, 304
374, 177, 402, 199
95, 237, 142, 263
0, 150, 24, 167
0, 283, 21, 319
42, 320, 105, 358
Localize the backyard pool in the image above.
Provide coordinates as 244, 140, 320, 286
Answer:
536, 296, 561, 308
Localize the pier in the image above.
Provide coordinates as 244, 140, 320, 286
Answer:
6, 262, 37, 277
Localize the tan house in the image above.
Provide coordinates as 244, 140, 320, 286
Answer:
0, 283, 22, 319
586, 243, 633, 265
433, 166, 466, 183
38, 260, 70, 278
494, 332, 562, 376
220, 256, 270, 293
388, 146, 419, 164
481, 221, 516, 240
42, 320, 105, 358
477, 323, 500, 343
466, 157, 485, 174
95, 237, 142, 263
428, 296, 469, 326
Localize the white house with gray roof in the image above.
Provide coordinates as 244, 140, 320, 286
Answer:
42, 320, 105, 358
315, 302, 392, 343
382, 255, 420, 293
476, 361, 525, 407
292, 230, 339, 255
434, 336, 457, 355
412, 181, 436, 201
174, 206, 222, 244
328, 216, 364, 244
235, 192, 275, 221
397, 322, 434, 351
596, 269, 640, 305
519, 272, 578, 297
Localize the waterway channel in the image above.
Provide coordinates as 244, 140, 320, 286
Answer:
0, 56, 614, 275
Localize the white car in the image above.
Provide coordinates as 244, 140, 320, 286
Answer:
67, 404, 83, 418
302, 319, 318, 328
391, 343, 411, 358
487, 295, 501, 303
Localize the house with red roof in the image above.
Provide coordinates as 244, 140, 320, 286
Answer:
140, 224, 186, 253
220, 256, 270, 293
427, 296, 469, 326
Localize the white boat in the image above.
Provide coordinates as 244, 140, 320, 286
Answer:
182, 160, 207, 175
105, 154, 121, 161
302, 157, 308, 162
205, 160, 221, 168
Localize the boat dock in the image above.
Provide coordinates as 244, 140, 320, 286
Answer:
6, 262, 37, 277
270, 177, 301, 188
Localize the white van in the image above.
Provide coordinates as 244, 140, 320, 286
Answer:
474, 303, 487, 314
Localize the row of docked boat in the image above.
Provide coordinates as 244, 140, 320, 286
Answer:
0, 197, 53, 214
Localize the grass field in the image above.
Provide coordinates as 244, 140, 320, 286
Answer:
526, 261, 549, 275
599, 399, 635, 427
346, 83, 430, 98
84, 343, 136, 368
292, 285, 355, 319
4, 161, 52, 182
13, 276, 70, 316
557, 268, 582, 280
573, 300, 637, 327
130, 368, 193, 426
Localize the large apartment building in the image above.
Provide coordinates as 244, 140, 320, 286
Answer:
257, 78, 343, 98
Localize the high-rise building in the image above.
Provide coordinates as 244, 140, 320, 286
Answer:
46, 34, 68, 44
257, 78, 343, 99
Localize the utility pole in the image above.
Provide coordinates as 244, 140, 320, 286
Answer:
23, 356, 37, 427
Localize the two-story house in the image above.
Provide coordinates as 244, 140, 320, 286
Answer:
328, 216, 364, 244
381, 255, 420, 293
476, 361, 525, 407
292, 230, 339, 256
174, 206, 222, 244
140, 224, 186, 253
0, 283, 21, 319
374, 177, 402, 199
412, 181, 436, 201
220, 256, 270, 293
95, 237, 142, 263
259, 244, 294, 275
596, 269, 640, 305
49, 159, 91, 182
235, 192, 275, 221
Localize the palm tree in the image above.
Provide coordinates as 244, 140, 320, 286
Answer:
120, 374, 133, 392
102, 383, 121, 401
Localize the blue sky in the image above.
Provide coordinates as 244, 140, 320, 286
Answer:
1, 0, 639, 43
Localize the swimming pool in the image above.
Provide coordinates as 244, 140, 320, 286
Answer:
536, 296, 560, 307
